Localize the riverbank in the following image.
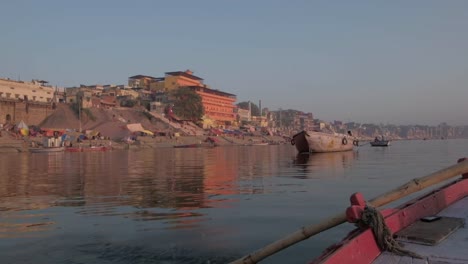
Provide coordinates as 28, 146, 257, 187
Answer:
0, 130, 288, 153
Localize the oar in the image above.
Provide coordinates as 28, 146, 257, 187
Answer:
230, 158, 468, 264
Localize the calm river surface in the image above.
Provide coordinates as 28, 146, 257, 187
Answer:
1, 139, 467, 264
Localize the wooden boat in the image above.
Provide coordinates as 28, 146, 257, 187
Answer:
291, 130, 358, 153
230, 158, 468, 264
30, 146, 65, 153
65, 146, 110, 152
245, 142, 269, 146
173, 143, 217, 148
370, 140, 391, 147
251, 142, 269, 146
370, 136, 391, 147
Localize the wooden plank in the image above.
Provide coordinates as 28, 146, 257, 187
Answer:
428, 256, 468, 264
412, 258, 428, 264
373, 252, 401, 264
398, 256, 413, 264
396, 217, 464, 245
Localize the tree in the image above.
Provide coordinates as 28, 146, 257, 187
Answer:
170, 87, 204, 121
237, 101, 260, 116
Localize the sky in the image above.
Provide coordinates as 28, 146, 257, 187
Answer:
1, 1, 468, 126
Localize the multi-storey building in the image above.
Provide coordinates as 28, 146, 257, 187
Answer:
65, 87, 94, 108
128, 75, 160, 90
0, 78, 57, 125
187, 85, 237, 127
129, 70, 237, 127
0, 78, 55, 103
150, 70, 205, 92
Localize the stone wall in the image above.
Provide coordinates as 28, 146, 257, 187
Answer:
0, 99, 53, 125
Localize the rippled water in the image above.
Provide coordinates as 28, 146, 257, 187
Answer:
1, 139, 467, 263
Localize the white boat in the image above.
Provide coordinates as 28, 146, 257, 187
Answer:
291, 130, 358, 153
30, 146, 65, 153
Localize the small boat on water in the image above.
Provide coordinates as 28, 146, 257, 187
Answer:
30, 146, 65, 153
30, 136, 65, 153
370, 136, 391, 147
250, 142, 269, 146
173, 143, 217, 148
291, 130, 358, 153
230, 158, 468, 264
65, 146, 110, 152
174, 137, 218, 148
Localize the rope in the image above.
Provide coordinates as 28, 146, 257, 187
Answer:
359, 206, 423, 259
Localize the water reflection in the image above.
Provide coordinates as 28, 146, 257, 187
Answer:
0, 146, 297, 236
1, 141, 467, 263
293, 151, 357, 178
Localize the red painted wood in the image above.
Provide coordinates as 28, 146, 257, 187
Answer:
311, 178, 468, 264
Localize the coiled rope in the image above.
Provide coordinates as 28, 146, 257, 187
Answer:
359, 206, 423, 259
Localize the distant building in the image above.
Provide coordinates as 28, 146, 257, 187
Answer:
237, 108, 250, 122
0, 78, 58, 125
150, 70, 205, 92
130, 70, 237, 127
187, 85, 237, 127
0, 78, 55, 103
128, 75, 159, 90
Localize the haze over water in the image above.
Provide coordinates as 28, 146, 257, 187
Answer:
1, 140, 467, 263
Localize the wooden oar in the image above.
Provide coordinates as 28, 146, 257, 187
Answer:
230, 158, 468, 264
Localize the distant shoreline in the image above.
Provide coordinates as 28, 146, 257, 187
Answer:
0, 132, 289, 153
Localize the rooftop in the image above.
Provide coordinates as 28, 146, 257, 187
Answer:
128, 74, 158, 80
165, 71, 204, 81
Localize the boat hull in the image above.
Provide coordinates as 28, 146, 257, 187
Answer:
311, 175, 468, 264
30, 146, 65, 153
65, 146, 110, 152
292, 131, 355, 153
370, 141, 390, 147
173, 143, 217, 148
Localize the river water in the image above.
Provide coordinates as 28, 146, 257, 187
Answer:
1, 139, 467, 264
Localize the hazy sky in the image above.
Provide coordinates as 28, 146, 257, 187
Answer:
1, 1, 467, 126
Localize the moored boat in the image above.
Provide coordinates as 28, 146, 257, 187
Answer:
291, 130, 358, 153
65, 146, 110, 152
230, 158, 468, 264
30, 146, 65, 153
250, 142, 269, 146
173, 143, 217, 148
369, 140, 391, 147
370, 136, 391, 147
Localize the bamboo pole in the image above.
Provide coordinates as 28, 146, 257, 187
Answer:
230, 158, 468, 264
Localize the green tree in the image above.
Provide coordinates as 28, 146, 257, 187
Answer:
237, 101, 260, 116
170, 87, 204, 121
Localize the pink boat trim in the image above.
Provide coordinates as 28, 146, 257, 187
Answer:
312, 177, 468, 264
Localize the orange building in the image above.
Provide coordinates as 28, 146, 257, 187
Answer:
149, 70, 204, 92
188, 85, 237, 127
139, 70, 237, 127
